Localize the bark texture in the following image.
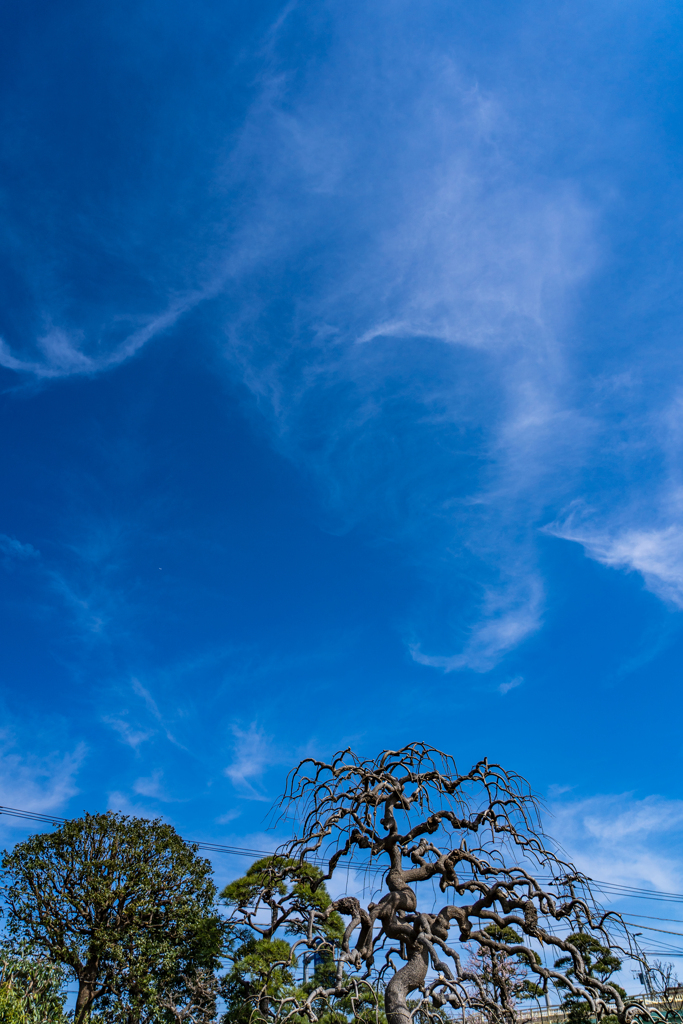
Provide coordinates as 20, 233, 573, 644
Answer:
384, 944, 430, 1024
233, 744, 644, 1024
74, 974, 95, 1024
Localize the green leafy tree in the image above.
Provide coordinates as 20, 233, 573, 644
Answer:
0, 944, 68, 1023
220, 856, 344, 1022
222, 932, 297, 1023
0, 812, 222, 1024
294, 949, 387, 1024
0, 981, 26, 1024
555, 934, 626, 1024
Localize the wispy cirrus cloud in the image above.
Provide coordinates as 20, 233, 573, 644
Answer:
545, 508, 683, 609
549, 793, 683, 894
107, 790, 168, 820
0, 301, 195, 379
2, 0, 679, 677
0, 520, 131, 640
499, 675, 523, 695
0, 534, 40, 560
133, 770, 178, 802
210, 8, 598, 672
224, 723, 276, 801
411, 576, 545, 672
130, 678, 189, 751
103, 716, 155, 751
0, 737, 85, 819
103, 679, 188, 753
0, 5, 598, 678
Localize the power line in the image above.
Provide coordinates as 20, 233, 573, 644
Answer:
0, 805, 275, 860
592, 881, 683, 903
0, 805, 66, 825
624, 921, 683, 938
3, 804, 683, 915
626, 921, 683, 929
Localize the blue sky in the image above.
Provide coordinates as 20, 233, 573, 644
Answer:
2, 0, 683, 931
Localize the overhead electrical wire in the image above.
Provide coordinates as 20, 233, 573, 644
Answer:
2, 803, 683, 922
626, 921, 683, 929
623, 922, 683, 938
0, 805, 274, 859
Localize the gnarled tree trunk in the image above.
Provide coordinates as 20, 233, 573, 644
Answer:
385, 942, 430, 1024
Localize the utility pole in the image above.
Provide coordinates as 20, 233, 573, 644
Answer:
631, 936, 654, 999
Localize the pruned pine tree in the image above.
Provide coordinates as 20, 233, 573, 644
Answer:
554, 933, 626, 1024
220, 856, 345, 1023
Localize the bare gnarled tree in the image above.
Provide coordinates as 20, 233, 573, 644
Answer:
159, 968, 219, 1023
242, 743, 642, 1024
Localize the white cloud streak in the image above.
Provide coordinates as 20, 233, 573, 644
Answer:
0, 523, 132, 640
0, 293, 204, 379
211, 13, 599, 671
103, 716, 155, 750
224, 723, 276, 801
499, 675, 523, 695
107, 790, 168, 820
0, 534, 40, 560
0, 737, 85, 818
131, 678, 187, 750
4, 1, 679, 671
133, 770, 177, 802
546, 510, 683, 608
549, 793, 683, 894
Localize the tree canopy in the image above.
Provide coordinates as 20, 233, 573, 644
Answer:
221, 856, 345, 1022
254, 743, 642, 1024
0, 811, 222, 1023
555, 933, 626, 1024
0, 745, 649, 1024
0, 944, 67, 1024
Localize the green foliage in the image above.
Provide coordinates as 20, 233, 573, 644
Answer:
0, 945, 67, 1024
0, 983, 26, 1024
221, 934, 296, 1023
554, 933, 625, 1024
221, 856, 345, 1023
222, 856, 344, 941
469, 924, 544, 1010
1, 812, 222, 1024
555, 934, 623, 983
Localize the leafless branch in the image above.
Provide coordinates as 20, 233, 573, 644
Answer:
257, 744, 646, 1024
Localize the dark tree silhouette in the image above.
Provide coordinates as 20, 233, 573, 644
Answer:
246, 743, 643, 1024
